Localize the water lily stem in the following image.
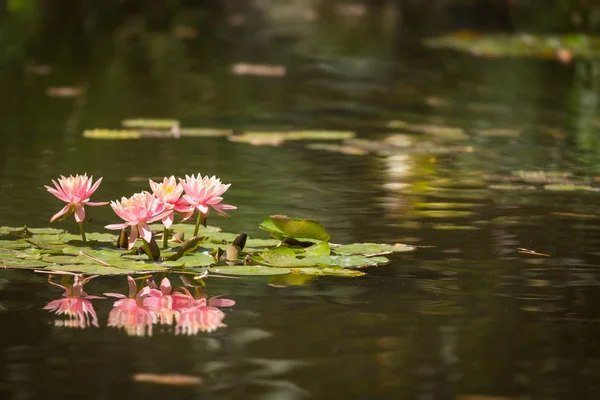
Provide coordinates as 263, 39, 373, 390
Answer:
163, 227, 168, 249
194, 212, 201, 236
78, 222, 87, 243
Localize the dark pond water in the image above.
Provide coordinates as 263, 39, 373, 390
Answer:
2, 2, 600, 399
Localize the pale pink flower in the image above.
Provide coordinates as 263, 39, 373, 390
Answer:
180, 174, 237, 217
105, 276, 153, 337
142, 277, 179, 326
148, 176, 193, 228
105, 191, 170, 249
45, 174, 108, 223
43, 274, 103, 328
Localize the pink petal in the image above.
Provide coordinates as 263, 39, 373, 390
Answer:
50, 203, 73, 223
128, 226, 139, 249
88, 177, 103, 196
197, 204, 209, 214
162, 213, 174, 229
104, 293, 127, 298
105, 223, 129, 230
73, 204, 86, 223
86, 201, 109, 206
138, 223, 152, 243
45, 186, 70, 202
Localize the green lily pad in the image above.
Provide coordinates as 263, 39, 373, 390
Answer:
83, 129, 142, 140
260, 215, 331, 241
209, 265, 292, 276
424, 32, 600, 60
304, 241, 331, 257
256, 247, 317, 267
290, 267, 365, 277
304, 255, 390, 268
179, 128, 232, 137
332, 243, 415, 256
0, 241, 34, 250
245, 238, 281, 247
181, 252, 216, 267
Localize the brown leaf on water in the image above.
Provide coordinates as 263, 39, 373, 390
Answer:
518, 248, 550, 257
46, 86, 85, 98
132, 373, 203, 386
231, 63, 286, 77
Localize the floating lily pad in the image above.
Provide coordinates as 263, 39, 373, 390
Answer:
304, 241, 331, 257
332, 243, 415, 256
255, 248, 317, 267
121, 119, 179, 129
209, 265, 292, 276
181, 252, 216, 267
304, 255, 390, 268
260, 215, 331, 241
424, 32, 600, 60
228, 130, 355, 146
290, 267, 365, 277
83, 129, 142, 140
179, 128, 232, 137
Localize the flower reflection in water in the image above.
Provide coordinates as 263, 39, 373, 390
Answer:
105, 276, 154, 337
104, 275, 234, 337
43, 273, 103, 329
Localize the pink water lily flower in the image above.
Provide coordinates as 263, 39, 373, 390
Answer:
43, 274, 103, 329
180, 174, 237, 217
105, 276, 153, 337
45, 174, 108, 223
149, 176, 193, 229
105, 191, 170, 249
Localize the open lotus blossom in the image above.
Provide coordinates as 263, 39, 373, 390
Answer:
45, 174, 108, 223
180, 174, 236, 217
45, 174, 108, 242
105, 276, 153, 337
43, 274, 103, 329
143, 277, 181, 326
148, 176, 192, 229
105, 191, 171, 249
